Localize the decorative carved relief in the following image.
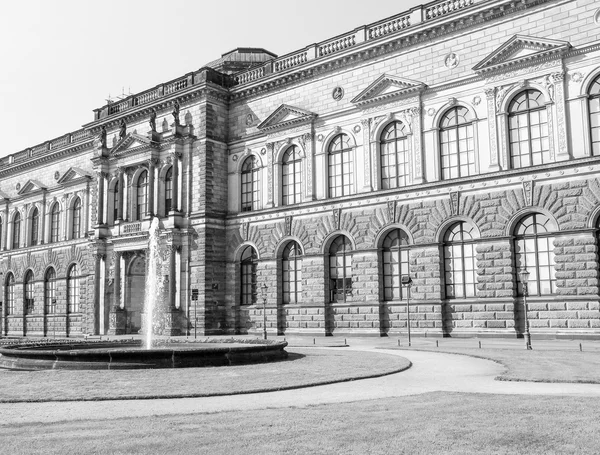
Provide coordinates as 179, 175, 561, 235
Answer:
387, 200, 397, 223
449, 192, 459, 216
522, 180, 533, 206
333, 208, 341, 230
285, 216, 292, 237
242, 222, 249, 241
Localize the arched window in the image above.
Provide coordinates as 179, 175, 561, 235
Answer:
381, 121, 410, 189
24, 270, 34, 315
513, 213, 556, 296
439, 106, 475, 180
45, 268, 56, 315
241, 157, 260, 212
12, 212, 21, 250
5, 273, 14, 315
164, 167, 173, 214
443, 222, 478, 299
589, 75, 600, 156
328, 134, 354, 198
50, 203, 60, 243
329, 236, 352, 303
508, 89, 549, 168
30, 207, 39, 246
72, 198, 81, 239
382, 228, 411, 301
136, 170, 148, 221
113, 181, 120, 222
0, 216, 4, 250
240, 246, 257, 305
282, 146, 302, 206
282, 241, 302, 304
67, 264, 81, 313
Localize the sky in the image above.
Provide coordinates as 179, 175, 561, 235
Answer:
0, 0, 424, 157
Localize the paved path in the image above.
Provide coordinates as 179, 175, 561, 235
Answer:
3, 346, 600, 425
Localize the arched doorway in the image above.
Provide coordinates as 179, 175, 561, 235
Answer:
126, 255, 146, 333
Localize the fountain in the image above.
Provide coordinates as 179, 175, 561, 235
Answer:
0, 219, 287, 370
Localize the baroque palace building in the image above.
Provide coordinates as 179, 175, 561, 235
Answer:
1, 0, 600, 338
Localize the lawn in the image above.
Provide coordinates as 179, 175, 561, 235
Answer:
1, 392, 599, 455
0, 348, 410, 403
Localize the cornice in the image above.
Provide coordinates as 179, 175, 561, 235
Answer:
0, 140, 94, 179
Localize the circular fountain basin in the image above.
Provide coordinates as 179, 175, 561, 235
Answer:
0, 339, 288, 370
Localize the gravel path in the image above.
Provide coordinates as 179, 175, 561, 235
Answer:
3, 347, 600, 425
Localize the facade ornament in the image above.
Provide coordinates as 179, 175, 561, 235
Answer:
232, 155, 238, 162
544, 75, 555, 102
332, 86, 344, 101
242, 222, 249, 241
245, 113, 253, 126
353, 124, 361, 133
172, 102, 181, 126
522, 180, 533, 206
444, 52, 459, 69
317, 134, 324, 142
484, 87, 495, 100
495, 86, 508, 111
15, 183, 20, 191
161, 118, 169, 132
571, 71, 584, 83
54, 171, 60, 181
427, 107, 436, 117
472, 95, 482, 106
285, 216, 292, 237
387, 200, 397, 223
334, 126, 342, 134
447, 97, 457, 107
449, 192, 459, 216
99, 125, 107, 148
333, 208, 341, 230
119, 119, 127, 140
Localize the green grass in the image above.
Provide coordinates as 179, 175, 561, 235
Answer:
0, 348, 410, 403
1, 393, 599, 454
406, 346, 600, 383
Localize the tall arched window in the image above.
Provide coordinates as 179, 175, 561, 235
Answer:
513, 213, 556, 296
382, 229, 411, 301
589, 75, 600, 156
439, 106, 475, 180
381, 121, 410, 189
24, 270, 34, 315
45, 268, 56, 315
329, 236, 352, 303
240, 246, 257, 305
241, 157, 260, 212
282, 241, 302, 304
282, 146, 302, 206
508, 89, 549, 168
50, 203, 60, 243
12, 212, 21, 250
0, 216, 4, 250
328, 134, 354, 198
30, 207, 39, 246
113, 181, 120, 222
67, 264, 81, 313
443, 222, 477, 299
5, 273, 14, 315
72, 198, 81, 239
136, 170, 148, 221
164, 166, 173, 214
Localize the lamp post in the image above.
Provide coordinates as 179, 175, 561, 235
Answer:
261, 283, 268, 340
401, 275, 413, 347
519, 267, 532, 350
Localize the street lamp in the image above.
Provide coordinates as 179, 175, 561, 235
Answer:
519, 267, 532, 350
260, 283, 268, 340
401, 275, 413, 347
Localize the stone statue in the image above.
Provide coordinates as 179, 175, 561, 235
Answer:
99, 125, 107, 147
172, 102, 180, 127
149, 111, 157, 132
119, 119, 127, 139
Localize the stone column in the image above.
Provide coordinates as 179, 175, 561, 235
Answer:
266, 143, 275, 208
361, 118, 373, 192
163, 245, 181, 335
40, 193, 46, 245
170, 152, 179, 213
302, 133, 315, 202
96, 172, 105, 226
125, 170, 133, 221
485, 88, 501, 172
116, 170, 124, 221
147, 160, 155, 218
93, 252, 107, 335
552, 71, 570, 161
411, 107, 425, 184
108, 251, 126, 335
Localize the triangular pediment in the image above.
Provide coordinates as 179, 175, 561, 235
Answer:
473, 35, 571, 74
257, 104, 317, 133
17, 179, 47, 196
57, 167, 92, 185
351, 75, 426, 106
110, 133, 157, 155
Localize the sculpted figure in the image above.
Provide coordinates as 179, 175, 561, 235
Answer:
149, 110, 157, 132
119, 119, 127, 139
99, 125, 107, 147
172, 102, 180, 126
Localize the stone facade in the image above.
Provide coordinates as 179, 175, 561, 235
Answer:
1, 0, 600, 338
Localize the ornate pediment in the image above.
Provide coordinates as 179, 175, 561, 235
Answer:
351, 74, 426, 107
17, 179, 47, 196
110, 133, 157, 156
257, 104, 317, 133
57, 167, 93, 185
473, 35, 571, 74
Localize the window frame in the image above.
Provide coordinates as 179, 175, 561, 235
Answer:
50, 203, 60, 243
282, 146, 303, 206
329, 235, 353, 303
164, 166, 173, 215
381, 228, 411, 301
380, 121, 410, 190
67, 264, 81, 313
136, 170, 148, 221
240, 246, 257, 305
282, 241, 302, 304
241, 156, 260, 212
328, 134, 355, 198
45, 268, 56, 315
588, 74, 600, 157
24, 270, 34, 315
72, 198, 82, 240
12, 212, 21, 250
439, 106, 476, 180
5, 273, 15, 315
442, 222, 478, 299
30, 207, 39, 246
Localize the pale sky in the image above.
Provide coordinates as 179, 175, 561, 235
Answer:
0, 0, 424, 157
